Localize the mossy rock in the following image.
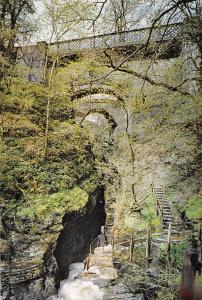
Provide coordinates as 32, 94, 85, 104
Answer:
16, 187, 89, 232
0, 239, 11, 254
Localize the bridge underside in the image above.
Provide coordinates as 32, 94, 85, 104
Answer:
56, 39, 182, 66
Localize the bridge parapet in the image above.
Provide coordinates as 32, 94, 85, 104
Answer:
19, 22, 200, 86
48, 23, 183, 57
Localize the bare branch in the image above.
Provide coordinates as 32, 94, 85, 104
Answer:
88, 0, 108, 30
108, 65, 195, 96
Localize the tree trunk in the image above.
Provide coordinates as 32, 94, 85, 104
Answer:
167, 222, 172, 270
0, 113, 4, 142
44, 59, 57, 160
197, 221, 202, 261
146, 226, 151, 266
44, 95, 51, 159
129, 232, 134, 262
112, 227, 115, 254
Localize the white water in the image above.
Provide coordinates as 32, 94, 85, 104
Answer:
47, 262, 104, 300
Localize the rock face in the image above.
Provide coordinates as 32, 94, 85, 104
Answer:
0, 187, 105, 299
54, 188, 106, 280
1, 236, 57, 300
74, 102, 200, 261
74, 57, 201, 240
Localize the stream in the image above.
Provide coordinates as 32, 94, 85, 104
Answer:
47, 262, 104, 300
47, 245, 142, 300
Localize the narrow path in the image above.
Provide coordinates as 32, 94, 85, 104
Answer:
87, 245, 117, 280
83, 245, 137, 300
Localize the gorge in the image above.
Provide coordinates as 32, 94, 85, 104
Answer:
0, 1, 201, 299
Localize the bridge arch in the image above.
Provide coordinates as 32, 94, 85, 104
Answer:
74, 92, 128, 135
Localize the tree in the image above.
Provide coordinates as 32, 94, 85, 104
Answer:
104, 0, 139, 32
0, 0, 35, 62
89, 0, 201, 96
42, 0, 93, 43
0, 0, 36, 134
42, 0, 93, 159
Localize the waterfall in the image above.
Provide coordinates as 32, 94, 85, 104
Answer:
47, 262, 104, 300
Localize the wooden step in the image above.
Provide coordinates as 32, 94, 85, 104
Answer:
163, 214, 172, 218
163, 221, 173, 224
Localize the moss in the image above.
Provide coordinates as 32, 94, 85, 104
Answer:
0, 239, 10, 253
17, 187, 88, 223
3, 113, 42, 137
0, 119, 95, 197
79, 171, 101, 194
159, 241, 186, 270
184, 194, 202, 220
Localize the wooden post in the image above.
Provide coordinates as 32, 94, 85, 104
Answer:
129, 232, 135, 262
0, 113, 3, 142
84, 255, 90, 271
197, 221, 202, 261
112, 227, 115, 254
167, 222, 172, 271
146, 226, 151, 266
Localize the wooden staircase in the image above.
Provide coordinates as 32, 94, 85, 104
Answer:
154, 187, 173, 230
153, 186, 185, 235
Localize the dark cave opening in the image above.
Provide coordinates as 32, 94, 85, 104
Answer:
53, 187, 106, 281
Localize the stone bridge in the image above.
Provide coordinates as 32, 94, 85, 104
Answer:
17, 22, 185, 82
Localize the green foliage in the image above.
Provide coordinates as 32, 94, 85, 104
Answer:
0, 142, 21, 196
159, 241, 185, 270
116, 258, 180, 300
0, 122, 94, 197
3, 113, 42, 137
124, 215, 137, 232
1, 78, 46, 112
16, 187, 88, 222
115, 194, 161, 240
140, 195, 160, 229
170, 242, 185, 270
53, 59, 107, 90
0, 72, 97, 202
184, 194, 202, 220
79, 171, 101, 194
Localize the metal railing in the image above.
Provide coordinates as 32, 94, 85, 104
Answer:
89, 236, 99, 255
48, 23, 183, 56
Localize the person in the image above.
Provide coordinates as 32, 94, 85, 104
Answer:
179, 239, 202, 299
189, 239, 202, 276
179, 248, 195, 300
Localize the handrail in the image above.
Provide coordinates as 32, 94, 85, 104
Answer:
49, 22, 183, 46
86, 227, 186, 269
48, 22, 183, 55
89, 236, 99, 255
114, 232, 163, 247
